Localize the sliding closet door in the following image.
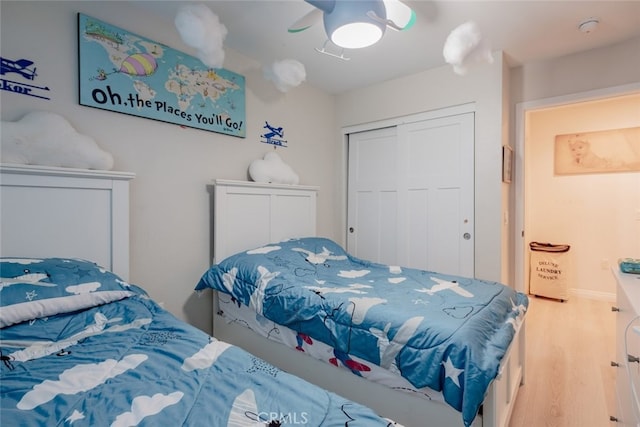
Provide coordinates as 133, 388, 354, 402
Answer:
398, 113, 474, 276
347, 113, 475, 276
347, 126, 400, 264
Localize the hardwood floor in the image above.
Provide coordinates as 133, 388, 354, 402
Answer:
509, 295, 616, 427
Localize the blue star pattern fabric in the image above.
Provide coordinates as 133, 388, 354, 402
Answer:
0, 258, 135, 328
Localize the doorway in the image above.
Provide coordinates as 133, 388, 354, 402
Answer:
514, 83, 640, 295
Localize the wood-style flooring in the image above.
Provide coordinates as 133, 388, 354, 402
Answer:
509, 295, 616, 427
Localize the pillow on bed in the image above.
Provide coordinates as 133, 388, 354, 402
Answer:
0, 257, 137, 328
195, 236, 350, 294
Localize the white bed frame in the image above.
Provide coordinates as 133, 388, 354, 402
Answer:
211, 179, 526, 427
0, 164, 135, 280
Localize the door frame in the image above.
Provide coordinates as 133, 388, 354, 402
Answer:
514, 82, 640, 294
342, 103, 475, 134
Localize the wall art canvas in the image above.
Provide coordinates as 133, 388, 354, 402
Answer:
554, 127, 640, 175
78, 13, 246, 138
502, 145, 513, 183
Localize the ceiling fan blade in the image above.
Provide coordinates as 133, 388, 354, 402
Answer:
288, 8, 323, 33
305, 0, 336, 14
369, 0, 416, 31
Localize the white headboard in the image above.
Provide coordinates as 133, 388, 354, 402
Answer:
0, 164, 135, 280
213, 179, 318, 263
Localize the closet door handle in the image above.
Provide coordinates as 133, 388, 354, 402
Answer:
611, 306, 620, 312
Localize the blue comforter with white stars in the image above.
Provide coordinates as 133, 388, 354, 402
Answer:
0, 257, 396, 427
195, 237, 529, 427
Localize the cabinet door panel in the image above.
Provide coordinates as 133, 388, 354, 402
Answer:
614, 270, 640, 426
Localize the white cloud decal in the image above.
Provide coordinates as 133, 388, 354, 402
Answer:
65, 409, 85, 424
388, 277, 406, 284
338, 270, 370, 278
292, 247, 347, 264
65, 282, 101, 294
0, 273, 55, 290
228, 389, 259, 427
247, 245, 280, 255
389, 266, 402, 274
175, 4, 226, 69
371, 316, 423, 372
263, 59, 306, 93
111, 391, 183, 427
106, 317, 152, 333
221, 267, 238, 294
249, 266, 279, 314
1, 111, 114, 170
9, 314, 151, 363
305, 283, 371, 295
17, 354, 147, 410
248, 151, 299, 185
348, 297, 386, 324
415, 277, 474, 298
182, 340, 233, 371
1, 258, 44, 264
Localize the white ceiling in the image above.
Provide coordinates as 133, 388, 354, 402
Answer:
131, 1, 640, 94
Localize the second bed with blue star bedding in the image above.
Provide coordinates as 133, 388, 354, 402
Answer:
196, 237, 529, 427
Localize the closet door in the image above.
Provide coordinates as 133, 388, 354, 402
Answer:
347, 126, 400, 264
347, 113, 475, 277
399, 113, 475, 276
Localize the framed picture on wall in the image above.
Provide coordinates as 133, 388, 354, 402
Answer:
554, 127, 640, 175
77, 13, 246, 138
502, 145, 513, 183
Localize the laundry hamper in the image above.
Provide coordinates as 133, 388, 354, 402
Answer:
529, 242, 571, 302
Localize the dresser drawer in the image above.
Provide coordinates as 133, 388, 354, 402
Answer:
613, 269, 640, 426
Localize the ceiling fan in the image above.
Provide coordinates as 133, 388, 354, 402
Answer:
288, 0, 416, 50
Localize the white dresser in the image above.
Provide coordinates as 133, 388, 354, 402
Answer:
612, 268, 640, 426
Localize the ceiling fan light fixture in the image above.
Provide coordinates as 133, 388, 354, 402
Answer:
324, 0, 386, 49
330, 22, 384, 48
383, 0, 416, 30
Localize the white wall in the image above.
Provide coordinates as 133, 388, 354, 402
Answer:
511, 36, 640, 104
0, 1, 338, 333
335, 54, 510, 284
526, 94, 640, 298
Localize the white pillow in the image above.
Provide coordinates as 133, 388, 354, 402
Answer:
248, 151, 299, 184
0, 111, 114, 170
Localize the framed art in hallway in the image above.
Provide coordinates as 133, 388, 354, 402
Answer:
554, 127, 640, 175
502, 145, 513, 183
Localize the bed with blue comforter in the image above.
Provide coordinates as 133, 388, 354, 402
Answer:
195, 237, 529, 427
0, 257, 398, 427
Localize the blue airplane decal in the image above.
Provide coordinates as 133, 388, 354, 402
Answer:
261, 121, 288, 147
0, 56, 50, 100
1, 57, 37, 80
